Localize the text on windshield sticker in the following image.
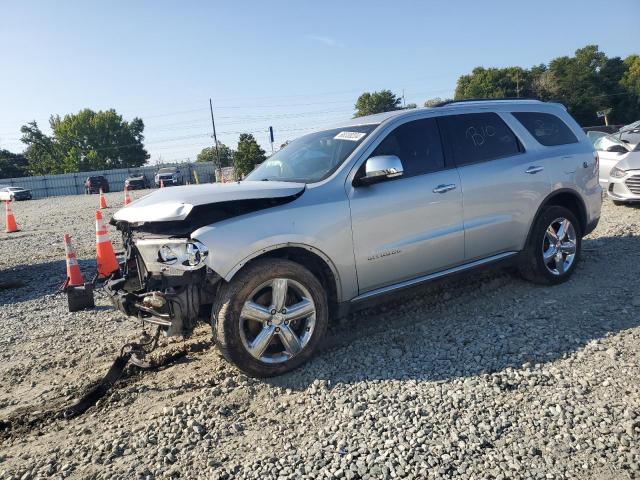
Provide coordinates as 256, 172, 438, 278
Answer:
334, 131, 366, 141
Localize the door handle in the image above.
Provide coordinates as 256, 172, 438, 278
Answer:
525, 166, 544, 174
433, 184, 456, 193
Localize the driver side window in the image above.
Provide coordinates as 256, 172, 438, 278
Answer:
371, 118, 445, 178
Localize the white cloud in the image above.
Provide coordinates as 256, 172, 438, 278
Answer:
305, 34, 342, 48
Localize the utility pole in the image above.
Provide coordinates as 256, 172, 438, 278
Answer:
402, 89, 406, 108
515, 74, 521, 98
209, 98, 221, 172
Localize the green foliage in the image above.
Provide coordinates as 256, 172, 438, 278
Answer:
424, 97, 453, 107
20, 109, 149, 175
0, 149, 29, 179
234, 134, 266, 178
197, 143, 234, 167
354, 90, 401, 117
404, 103, 417, 109
453, 45, 640, 125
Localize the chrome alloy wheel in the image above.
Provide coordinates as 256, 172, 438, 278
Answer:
239, 278, 316, 363
542, 217, 577, 276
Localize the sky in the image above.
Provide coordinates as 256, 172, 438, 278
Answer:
1, 0, 639, 164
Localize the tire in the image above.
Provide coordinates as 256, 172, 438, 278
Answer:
518, 205, 582, 285
213, 258, 328, 377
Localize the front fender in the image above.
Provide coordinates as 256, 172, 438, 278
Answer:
191, 191, 358, 302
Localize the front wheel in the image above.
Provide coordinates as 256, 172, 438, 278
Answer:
213, 258, 328, 377
518, 206, 582, 285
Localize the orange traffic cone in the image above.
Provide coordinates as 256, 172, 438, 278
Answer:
160, 179, 164, 188
5, 201, 18, 233
99, 188, 107, 209
123, 185, 132, 205
220, 170, 226, 183
95, 210, 119, 278
64, 234, 85, 286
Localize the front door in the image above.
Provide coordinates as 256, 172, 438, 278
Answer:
347, 117, 465, 294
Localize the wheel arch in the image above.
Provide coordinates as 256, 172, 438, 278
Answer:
524, 189, 588, 247
224, 243, 342, 318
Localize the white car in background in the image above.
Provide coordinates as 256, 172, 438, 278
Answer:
590, 133, 640, 205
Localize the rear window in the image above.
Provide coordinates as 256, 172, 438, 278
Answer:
441, 113, 522, 165
512, 112, 578, 146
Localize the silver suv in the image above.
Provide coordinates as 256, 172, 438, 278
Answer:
108, 100, 601, 377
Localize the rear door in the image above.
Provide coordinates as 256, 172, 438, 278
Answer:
439, 112, 551, 261
348, 117, 464, 293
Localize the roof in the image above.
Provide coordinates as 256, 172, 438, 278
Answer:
332, 99, 549, 129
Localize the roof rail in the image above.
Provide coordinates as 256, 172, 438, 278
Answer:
433, 98, 543, 108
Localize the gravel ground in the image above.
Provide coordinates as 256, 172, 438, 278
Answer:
0, 191, 638, 480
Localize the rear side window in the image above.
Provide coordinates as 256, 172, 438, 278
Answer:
371, 118, 445, 177
440, 113, 522, 166
512, 111, 578, 146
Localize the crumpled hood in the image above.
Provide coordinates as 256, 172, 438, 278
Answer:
112, 181, 305, 223
615, 151, 640, 171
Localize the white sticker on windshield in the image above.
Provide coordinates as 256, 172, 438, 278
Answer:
334, 131, 366, 141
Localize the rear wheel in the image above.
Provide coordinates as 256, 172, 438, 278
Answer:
213, 258, 328, 377
518, 206, 581, 285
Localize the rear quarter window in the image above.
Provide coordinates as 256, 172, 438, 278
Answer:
512, 111, 578, 146
440, 112, 523, 166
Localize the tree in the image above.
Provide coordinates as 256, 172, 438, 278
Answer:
621, 55, 640, 96
20, 109, 149, 175
404, 103, 417, 109
197, 143, 234, 167
20, 121, 61, 175
354, 90, 401, 117
424, 97, 452, 107
0, 149, 29, 179
453, 45, 640, 125
234, 134, 266, 178
455, 66, 533, 100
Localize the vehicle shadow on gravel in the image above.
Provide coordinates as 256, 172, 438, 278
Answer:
0, 259, 97, 305
267, 234, 640, 391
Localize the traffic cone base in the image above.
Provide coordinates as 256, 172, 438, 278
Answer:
64, 234, 85, 286
5, 201, 19, 233
124, 186, 132, 205
95, 210, 119, 278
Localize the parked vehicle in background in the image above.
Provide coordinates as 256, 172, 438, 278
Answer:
85, 175, 109, 194
108, 99, 601, 377
154, 167, 183, 187
617, 120, 640, 150
0, 186, 32, 201
590, 133, 640, 205
125, 172, 150, 190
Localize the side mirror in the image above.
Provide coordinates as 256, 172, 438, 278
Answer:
606, 144, 627, 154
355, 155, 404, 186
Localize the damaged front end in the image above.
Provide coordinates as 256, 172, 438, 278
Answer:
104, 181, 306, 336
105, 226, 221, 337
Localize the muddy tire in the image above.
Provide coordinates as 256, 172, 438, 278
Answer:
518, 205, 582, 285
212, 258, 328, 377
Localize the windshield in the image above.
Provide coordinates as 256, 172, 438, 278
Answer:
158, 168, 176, 174
593, 134, 631, 152
246, 125, 377, 183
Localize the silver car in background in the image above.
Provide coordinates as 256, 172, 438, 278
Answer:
107, 99, 601, 377
589, 132, 640, 205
